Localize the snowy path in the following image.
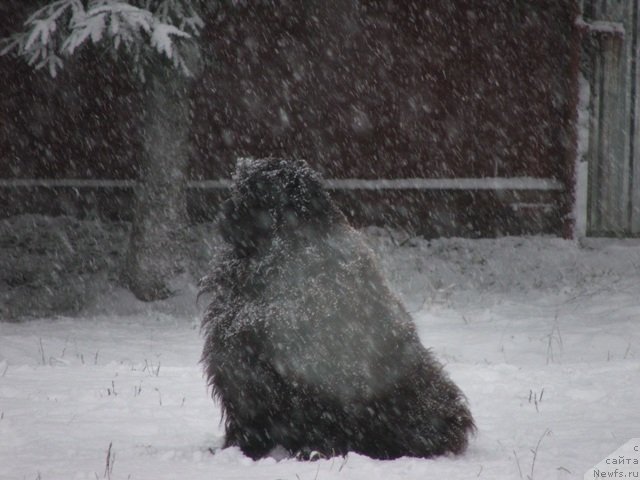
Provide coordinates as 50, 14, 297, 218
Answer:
1, 237, 640, 479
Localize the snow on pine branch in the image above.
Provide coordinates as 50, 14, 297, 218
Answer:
0, 0, 83, 76
0, 0, 203, 78
63, 3, 155, 55
150, 23, 190, 59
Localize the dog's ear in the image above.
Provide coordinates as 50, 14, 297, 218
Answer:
279, 160, 336, 224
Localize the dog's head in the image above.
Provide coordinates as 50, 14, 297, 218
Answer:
219, 158, 340, 255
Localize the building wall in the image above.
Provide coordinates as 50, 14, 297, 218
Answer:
0, 1, 580, 237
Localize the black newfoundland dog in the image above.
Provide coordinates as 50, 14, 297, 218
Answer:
200, 158, 474, 460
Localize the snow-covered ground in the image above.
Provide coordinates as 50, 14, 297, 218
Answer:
1, 218, 639, 479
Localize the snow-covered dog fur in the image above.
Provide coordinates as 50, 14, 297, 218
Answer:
200, 158, 475, 460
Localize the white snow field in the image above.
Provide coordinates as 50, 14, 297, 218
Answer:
1, 229, 639, 480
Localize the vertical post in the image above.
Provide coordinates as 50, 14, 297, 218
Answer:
631, 1, 640, 234
583, 0, 635, 236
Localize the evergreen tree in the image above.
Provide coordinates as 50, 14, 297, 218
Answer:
1, 0, 205, 301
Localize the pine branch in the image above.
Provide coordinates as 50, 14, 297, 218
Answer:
0, 0, 202, 79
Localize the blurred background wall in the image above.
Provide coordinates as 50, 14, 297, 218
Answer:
0, 0, 580, 237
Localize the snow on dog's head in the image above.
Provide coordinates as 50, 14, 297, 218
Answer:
218, 158, 342, 255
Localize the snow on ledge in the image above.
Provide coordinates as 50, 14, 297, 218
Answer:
575, 17, 625, 36
0, 177, 565, 191
193, 177, 565, 191
0, 179, 138, 188
323, 177, 564, 191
